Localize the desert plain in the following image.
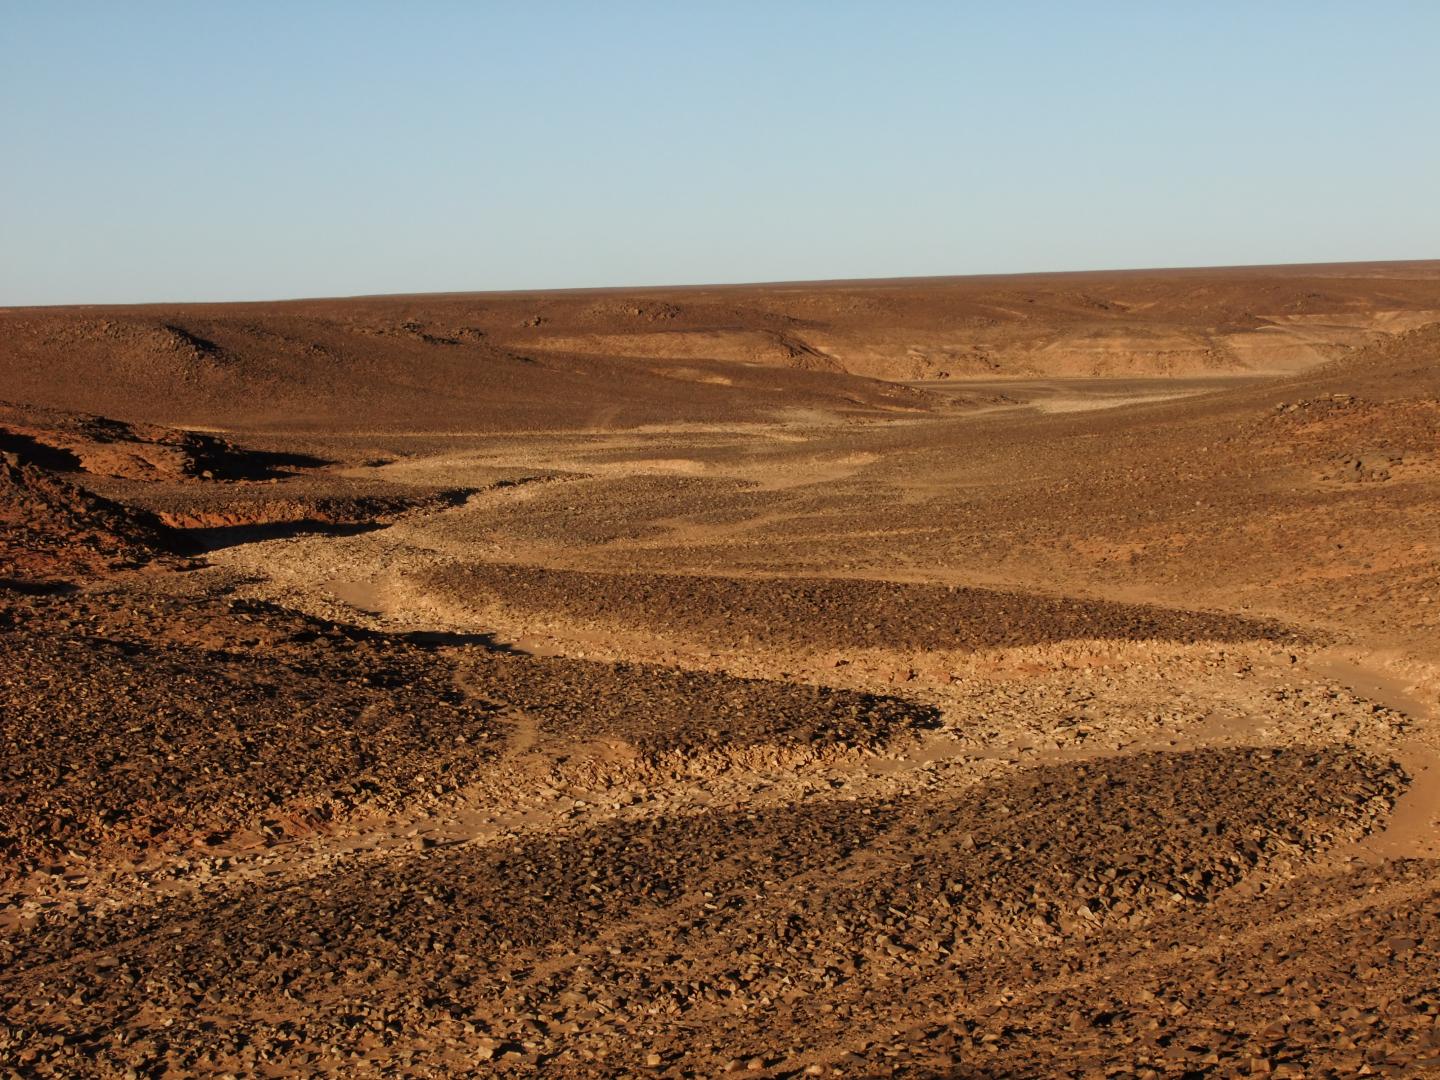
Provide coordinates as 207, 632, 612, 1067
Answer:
2, 260, 1439, 1078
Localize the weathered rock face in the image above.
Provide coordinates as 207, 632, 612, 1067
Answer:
0, 457, 173, 584
0, 400, 322, 482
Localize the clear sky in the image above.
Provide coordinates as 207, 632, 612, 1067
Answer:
4, 1, 1437, 305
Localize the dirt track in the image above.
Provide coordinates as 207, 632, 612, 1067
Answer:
2, 266, 1439, 1077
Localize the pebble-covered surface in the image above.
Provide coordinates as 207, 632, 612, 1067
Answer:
0, 747, 1412, 1077
0, 586, 939, 885
0, 592, 499, 875
427, 563, 1297, 653
2, 318, 1439, 1078
462, 651, 938, 755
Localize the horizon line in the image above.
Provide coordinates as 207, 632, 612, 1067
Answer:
5, 255, 1438, 312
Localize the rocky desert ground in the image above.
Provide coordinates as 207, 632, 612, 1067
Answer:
2, 261, 1439, 1078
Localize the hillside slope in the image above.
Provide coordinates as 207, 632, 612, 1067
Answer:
2, 262, 1436, 435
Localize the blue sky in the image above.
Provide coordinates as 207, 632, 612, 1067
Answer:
3, 1, 1437, 304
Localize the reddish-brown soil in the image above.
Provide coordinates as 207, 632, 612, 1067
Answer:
2, 261, 1439, 1077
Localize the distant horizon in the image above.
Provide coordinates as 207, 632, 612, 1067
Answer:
5, 2, 1437, 306
2, 254, 1437, 311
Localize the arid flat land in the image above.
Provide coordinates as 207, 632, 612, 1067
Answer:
3, 261, 1439, 1078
